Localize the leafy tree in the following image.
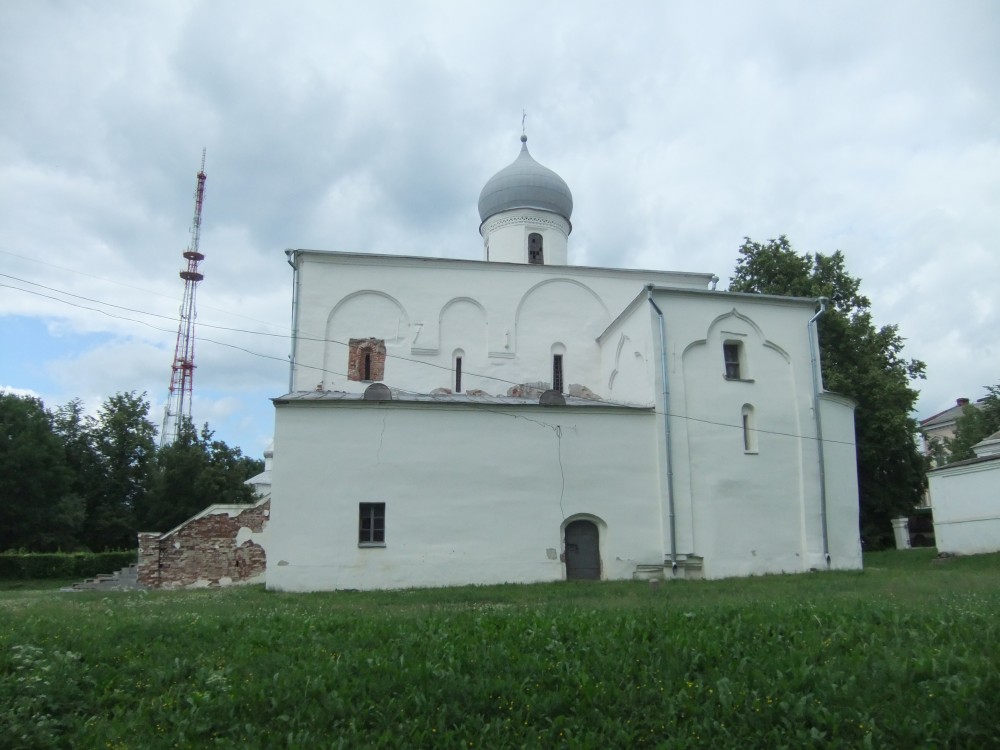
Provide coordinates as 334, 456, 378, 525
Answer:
923, 435, 948, 471
947, 384, 1000, 462
139, 419, 264, 532
729, 236, 926, 549
2, 387, 264, 552
0, 392, 81, 551
51, 398, 104, 548
83, 391, 158, 551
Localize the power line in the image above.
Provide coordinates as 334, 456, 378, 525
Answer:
1, 278, 855, 446
1, 273, 287, 338
2, 272, 518, 380
0, 247, 285, 332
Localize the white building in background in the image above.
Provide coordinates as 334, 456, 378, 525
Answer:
920, 396, 985, 467
928, 430, 1000, 556
265, 135, 862, 592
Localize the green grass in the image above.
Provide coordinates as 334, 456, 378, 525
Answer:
0, 578, 79, 592
2, 550, 999, 749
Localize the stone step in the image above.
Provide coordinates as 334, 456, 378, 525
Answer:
60, 562, 143, 592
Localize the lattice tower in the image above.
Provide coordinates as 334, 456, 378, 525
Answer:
161, 150, 207, 447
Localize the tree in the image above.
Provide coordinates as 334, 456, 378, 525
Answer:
83, 391, 158, 551
947, 384, 1000, 462
51, 398, 103, 549
139, 419, 263, 533
0, 392, 81, 551
729, 236, 927, 548
923, 435, 948, 471
2, 387, 265, 552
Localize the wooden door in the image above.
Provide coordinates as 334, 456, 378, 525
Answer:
565, 520, 600, 580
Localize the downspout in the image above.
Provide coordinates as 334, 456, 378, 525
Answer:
808, 297, 830, 566
647, 286, 677, 575
285, 249, 300, 394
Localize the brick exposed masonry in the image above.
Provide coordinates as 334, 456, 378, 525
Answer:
347, 337, 386, 382
137, 499, 269, 589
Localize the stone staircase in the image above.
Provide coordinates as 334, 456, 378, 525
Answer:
61, 564, 143, 592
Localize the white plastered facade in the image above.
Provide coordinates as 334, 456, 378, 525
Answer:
928, 432, 1000, 555
266, 139, 862, 591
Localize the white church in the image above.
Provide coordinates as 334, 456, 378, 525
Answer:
265, 134, 862, 592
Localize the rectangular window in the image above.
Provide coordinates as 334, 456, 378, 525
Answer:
723, 342, 741, 380
359, 502, 385, 545
455, 356, 462, 393
553, 354, 564, 392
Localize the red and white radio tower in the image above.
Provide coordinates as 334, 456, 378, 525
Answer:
161, 150, 207, 447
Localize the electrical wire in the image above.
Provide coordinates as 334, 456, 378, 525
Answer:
1, 276, 855, 446
0, 248, 284, 331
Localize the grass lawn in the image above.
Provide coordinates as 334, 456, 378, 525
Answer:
2, 549, 999, 749
0, 579, 80, 592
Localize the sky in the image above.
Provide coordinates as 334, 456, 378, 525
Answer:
1, 0, 997, 457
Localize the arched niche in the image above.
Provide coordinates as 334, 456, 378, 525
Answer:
324, 291, 410, 384
439, 297, 488, 357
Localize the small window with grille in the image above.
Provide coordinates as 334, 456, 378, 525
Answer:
553, 354, 564, 393
359, 502, 385, 546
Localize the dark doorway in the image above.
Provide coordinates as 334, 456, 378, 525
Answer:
564, 520, 600, 580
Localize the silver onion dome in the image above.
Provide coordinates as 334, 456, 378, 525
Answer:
478, 135, 573, 225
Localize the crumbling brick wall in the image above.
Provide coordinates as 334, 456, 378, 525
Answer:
137, 499, 269, 589
347, 338, 386, 381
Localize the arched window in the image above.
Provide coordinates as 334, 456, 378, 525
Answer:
528, 232, 544, 264
551, 342, 566, 393
742, 403, 758, 453
453, 349, 465, 393
348, 338, 386, 382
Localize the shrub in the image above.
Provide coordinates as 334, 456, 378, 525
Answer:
0, 551, 135, 580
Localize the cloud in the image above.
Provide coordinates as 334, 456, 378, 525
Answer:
2, 0, 998, 445
1, 385, 42, 400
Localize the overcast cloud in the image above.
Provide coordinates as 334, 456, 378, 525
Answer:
1, 0, 997, 455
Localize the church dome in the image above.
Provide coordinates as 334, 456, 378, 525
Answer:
478, 135, 573, 225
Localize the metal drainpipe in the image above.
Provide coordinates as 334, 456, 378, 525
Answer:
647, 286, 678, 575
285, 249, 300, 394
808, 297, 831, 566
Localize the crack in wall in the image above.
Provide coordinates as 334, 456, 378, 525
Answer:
376, 411, 388, 464
555, 424, 566, 520
482, 407, 570, 521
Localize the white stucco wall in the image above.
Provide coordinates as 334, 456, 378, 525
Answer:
818, 393, 863, 569
636, 288, 860, 579
597, 295, 657, 406
929, 459, 1000, 555
481, 209, 570, 265
288, 250, 714, 400
267, 399, 662, 592
270, 252, 863, 590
